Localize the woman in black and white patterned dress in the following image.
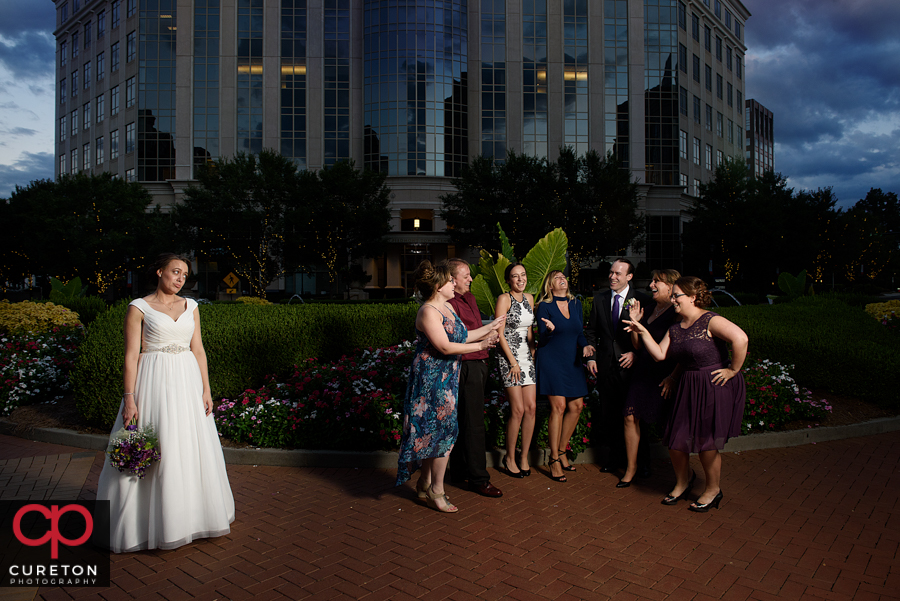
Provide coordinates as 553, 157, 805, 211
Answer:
495, 263, 537, 477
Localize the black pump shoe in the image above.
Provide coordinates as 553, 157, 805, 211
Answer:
661, 471, 696, 505
689, 491, 723, 513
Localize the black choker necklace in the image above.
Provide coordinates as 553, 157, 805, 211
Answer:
553, 295, 568, 302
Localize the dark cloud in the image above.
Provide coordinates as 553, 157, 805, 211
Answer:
6, 127, 39, 137
0, 151, 54, 198
0, 1, 56, 37
0, 31, 56, 79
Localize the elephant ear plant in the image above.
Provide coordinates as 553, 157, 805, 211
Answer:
777, 269, 811, 299
470, 224, 568, 316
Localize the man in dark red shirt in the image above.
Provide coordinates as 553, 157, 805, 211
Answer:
447, 258, 503, 498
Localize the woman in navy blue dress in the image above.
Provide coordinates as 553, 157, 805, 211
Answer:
536, 271, 593, 482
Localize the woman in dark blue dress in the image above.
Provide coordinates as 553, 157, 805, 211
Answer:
536, 270, 592, 482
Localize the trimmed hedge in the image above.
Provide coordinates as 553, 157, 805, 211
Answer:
54, 296, 109, 326
716, 297, 900, 410
74, 301, 419, 427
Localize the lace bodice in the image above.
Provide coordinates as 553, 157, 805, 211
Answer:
131, 298, 197, 352
667, 311, 730, 370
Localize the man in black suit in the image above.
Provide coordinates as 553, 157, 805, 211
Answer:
585, 258, 654, 473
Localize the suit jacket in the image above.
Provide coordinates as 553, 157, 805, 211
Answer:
585, 287, 654, 384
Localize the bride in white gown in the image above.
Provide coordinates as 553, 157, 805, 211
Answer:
97, 253, 235, 553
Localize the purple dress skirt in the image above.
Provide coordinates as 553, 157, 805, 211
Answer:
623, 305, 677, 424
664, 311, 746, 453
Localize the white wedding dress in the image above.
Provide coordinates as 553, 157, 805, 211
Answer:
97, 297, 235, 553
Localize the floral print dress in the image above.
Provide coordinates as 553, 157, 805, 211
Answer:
498, 293, 536, 387
395, 307, 468, 485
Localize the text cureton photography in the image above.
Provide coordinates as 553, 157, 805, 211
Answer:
0, 500, 110, 588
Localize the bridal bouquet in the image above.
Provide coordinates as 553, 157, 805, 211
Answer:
107, 419, 161, 478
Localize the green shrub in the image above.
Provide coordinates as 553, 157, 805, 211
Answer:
74, 301, 419, 428
716, 297, 900, 410
54, 296, 108, 326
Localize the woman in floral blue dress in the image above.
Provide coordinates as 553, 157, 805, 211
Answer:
396, 260, 504, 513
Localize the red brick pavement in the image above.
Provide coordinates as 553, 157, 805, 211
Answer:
2, 432, 898, 600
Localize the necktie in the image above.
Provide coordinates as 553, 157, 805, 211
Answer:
612, 293, 621, 327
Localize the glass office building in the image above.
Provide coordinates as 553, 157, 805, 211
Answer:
54, 0, 749, 295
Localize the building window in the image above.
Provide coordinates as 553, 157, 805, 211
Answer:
727, 82, 733, 107
125, 122, 135, 153
693, 95, 701, 123
60, 78, 67, 103
604, 0, 629, 166
716, 74, 723, 99
111, 42, 120, 71
563, 0, 588, 155
693, 137, 701, 165
127, 0, 136, 18
60, 2, 69, 23
125, 76, 134, 108
680, 130, 688, 160
98, 11, 106, 38
237, 0, 266, 157
692, 54, 700, 82
127, 31, 136, 62
59, 154, 66, 176
72, 32, 79, 59
195, 0, 223, 172
680, 173, 688, 189
725, 10, 732, 29
715, 36, 722, 61
72, 70, 78, 95
705, 104, 712, 131
693, 178, 700, 196
678, 2, 686, 30
96, 136, 105, 165
110, 129, 119, 159
96, 52, 105, 80
96, 93, 105, 123
726, 47, 733, 71
83, 62, 91, 88
138, 0, 177, 181
83, 143, 90, 170
71, 148, 77, 174
112, 0, 120, 28
728, 119, 734, 143
717, 111, 723, 137
71, 108, 78, 136
125, 168, 135, 182
60, 41, 67, 67
705, 64, 711, 91
714, 0, 721, 18
691, 13, 699, 41
704, 26, 711, 52
84, 22, 91, 48
736, 55, 743, 79
705, 144, 712, 170
83, 101, 91, 129
735, 21, 741, 39
679, 44, 687, 73
737, 90, 743, 113
473, 0, 508, 160
111, 85, 119, 115
522, 0, 549, 160
717, 149, 723, 166
679, 87, 688, 116
60, 115, 67, 142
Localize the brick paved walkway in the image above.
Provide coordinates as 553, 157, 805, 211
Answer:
1, 431, 898, 600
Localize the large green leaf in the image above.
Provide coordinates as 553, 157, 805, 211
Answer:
498, 223, 517, 262
522, 228, 568, 297
778, 269, 806, 297
477, 249, 506, 299
471, 274, 497, 316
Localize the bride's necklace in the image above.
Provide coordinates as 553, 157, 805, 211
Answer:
154, 293, 178, 310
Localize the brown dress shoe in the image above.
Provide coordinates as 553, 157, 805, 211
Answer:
469, 481, 503, 498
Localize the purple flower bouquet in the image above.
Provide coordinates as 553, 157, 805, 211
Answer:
106, 419, 161, 478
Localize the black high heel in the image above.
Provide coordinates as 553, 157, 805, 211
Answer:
661, 471, 696, 505
547, 457, 567, 482
502, 455, 525, 479
689, 491, 723, 513
558, 449, 576, 471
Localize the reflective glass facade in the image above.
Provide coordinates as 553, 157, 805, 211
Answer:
480, 0, 506, 160
563, 0, 588, 155
281, 0, 307, 167
644, 0, 679, 185
522, 0, 547, 158
237, 0, 264, 154
193, 0, 220, 173
324, 0, 350, 165
138, 0, 176, 181
604, 0, 629, 166
363, 0, 469, 177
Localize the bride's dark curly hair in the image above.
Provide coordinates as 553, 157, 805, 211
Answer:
674, 276, 713, 308
412, 260, 452, 301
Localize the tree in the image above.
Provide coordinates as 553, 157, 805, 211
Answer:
303, 160, 392, 294
832, 188, 900, 286
2, 173, 163, 293
174, 150, 312, 298
441, 149, 643, 277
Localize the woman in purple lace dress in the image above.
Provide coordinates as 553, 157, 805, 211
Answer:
625, 276, 747, 512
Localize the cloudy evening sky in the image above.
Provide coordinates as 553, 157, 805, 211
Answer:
0, 0, 898, 206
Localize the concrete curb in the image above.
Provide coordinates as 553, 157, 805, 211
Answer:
3, 416, 899, 469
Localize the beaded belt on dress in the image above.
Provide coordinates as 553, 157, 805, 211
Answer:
142, 344, 190, 354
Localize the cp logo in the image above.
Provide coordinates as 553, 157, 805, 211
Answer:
13, 504, 94, 559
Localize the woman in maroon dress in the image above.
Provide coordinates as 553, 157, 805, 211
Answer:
625, 276, 747, 512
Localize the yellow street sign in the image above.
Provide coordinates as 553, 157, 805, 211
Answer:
223, 272, 239, 287
225, 288, 237, 294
